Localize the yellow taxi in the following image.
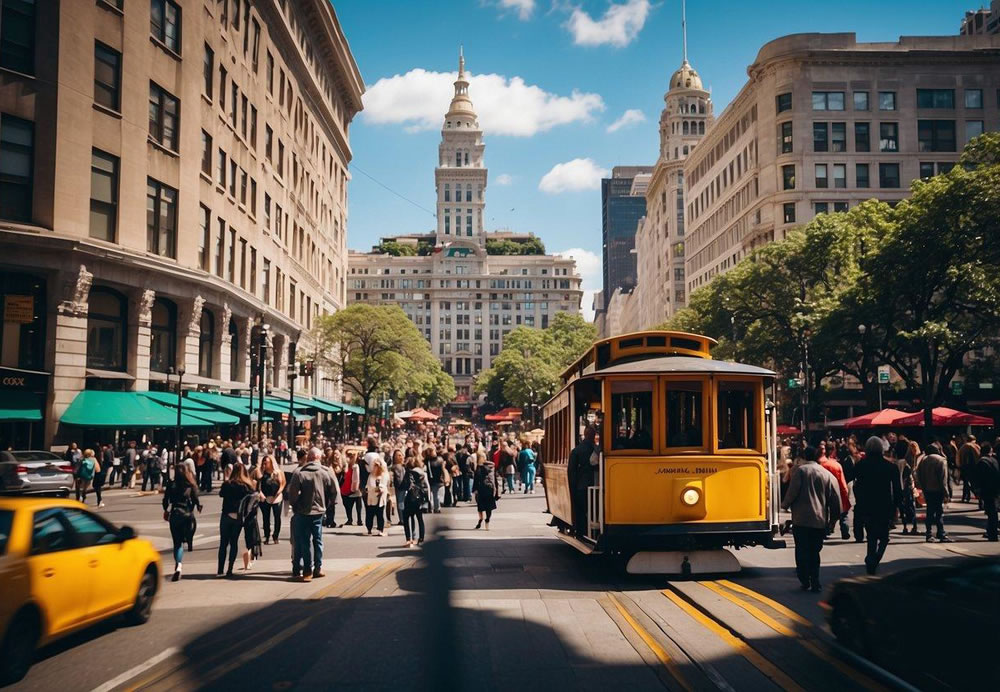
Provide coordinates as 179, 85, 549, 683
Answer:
0, 497, 161, 684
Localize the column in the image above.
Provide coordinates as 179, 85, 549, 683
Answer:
271, 333, 286, 391
241, 318, 254, 386
131, 288, 155, 391
179, 295, 204, 378
218, 302, 232, 384
49, 265, 92, 446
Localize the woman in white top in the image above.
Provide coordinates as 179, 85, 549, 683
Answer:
365, 460, 389, 537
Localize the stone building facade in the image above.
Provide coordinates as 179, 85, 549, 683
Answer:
0, 0, 363, 447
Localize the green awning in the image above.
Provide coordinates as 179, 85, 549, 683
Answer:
0, 390, 43, 422
140, 392, 240, 425
338, 402, 366, 415
292, 396, 343, 414
60, 391, 219, 428
264, 396, 314, 413
185, 391, 254, 417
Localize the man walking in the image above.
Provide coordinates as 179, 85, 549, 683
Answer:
781, 446, 841, 592
122, 441, 138, 489
974, 442, 999, 541
958, 435, 981, 504
855, 437, 902, 575
915, 441, 951, 542
287, 447, 335, 582
568, 426, 598, 539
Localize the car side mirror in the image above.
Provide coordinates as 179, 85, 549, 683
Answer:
118, 525, 136, 542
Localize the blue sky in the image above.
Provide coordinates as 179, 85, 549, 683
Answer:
335, 0, 974, 314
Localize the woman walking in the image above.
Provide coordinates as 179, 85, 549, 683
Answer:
341, 450, 363, 526
218, 464, 256, 578
365, 459, 389, 536
473, 450, 500, 530
899, 441, 920, 535
391, 449, 408, 525
74, 448, 98, 503
258, 455, 285, 544
401, 457, 431, 547
162, 461, 202, 581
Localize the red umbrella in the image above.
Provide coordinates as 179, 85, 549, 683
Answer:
408, 407, 439, 422
776, 425, 801, 435
843, 408, 910, 429
894, 407, 993, 427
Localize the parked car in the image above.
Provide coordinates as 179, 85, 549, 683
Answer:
823, 557, 1000, 688
0, 450, 74, 496
0, 497, 161, 684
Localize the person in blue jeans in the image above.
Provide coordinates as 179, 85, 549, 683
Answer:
287, 447, 336, 582
518, 444, 537, 494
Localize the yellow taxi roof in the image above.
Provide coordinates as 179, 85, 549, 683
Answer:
0, 497, 87, 512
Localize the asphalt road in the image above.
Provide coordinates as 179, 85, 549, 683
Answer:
9, 480, 999, 692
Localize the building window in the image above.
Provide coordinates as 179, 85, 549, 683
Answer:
444, 214, 450, 234
466, 213, 472, 235
229, 160, 236, 196
266, 51, 274, 93
814, 202, 828, 215
0, 0, 36, 74
811, 91, 844, 111
250, 18, 261, 71
879, 163, 900, 188
830, 122, 846, 152
249, 105, 257, 149
917, 120, 956, 152
879, 122, 898, 152
853, 91, 869, 111
89, 149, 118, 242
216, 148, 226, 186
262, 259, 270, 304
833, 163, 846, 189
834, 202, 848, 213
94, 42, 121, 111
228, 228, 235, 282
250, 248, 257, 294
781, 164, 795, 190
149, 298, 176, 373
965, 89, 983, 109
856, 163, 869, 188
199, 203, 210, 270
0, 114, 34, 223
444, 183, 450, 201
919, 162, 935, 179
150, 0, 181, 54
87, 287, 127, 371
219, 65, 227, 111
815, 163, 828, 188
813, 122, 828, 152
198, 308, 214, 378
229, 81, 237, 126
148, 82, 179, 151
146, 178, 177, 258
783, 202, 796, 223
203, 43, 214, 99
265, 125, 273, 160
966, 120, 984, 141
878, 91, 896, 111
854, 122, 870, 152
916, 88, 954, 109
201, 130, 212, 175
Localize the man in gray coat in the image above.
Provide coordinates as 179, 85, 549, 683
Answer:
287, 447, 336, 582
781, 446, 842, 592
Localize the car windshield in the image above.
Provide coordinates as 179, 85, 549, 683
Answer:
12, 451, 61, 462
0, 510, 12, 556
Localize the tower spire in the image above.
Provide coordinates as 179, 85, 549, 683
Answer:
459, 44, 465, 76
681, 0, 688, 64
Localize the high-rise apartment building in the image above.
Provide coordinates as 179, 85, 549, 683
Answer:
0, 0, 363, 447
348, 52, 583, 412
961, 1, 1000, 35
684, 32, 1000, 297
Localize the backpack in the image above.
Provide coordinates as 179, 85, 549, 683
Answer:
77, 457, 96, 481
340, 465, 353, 496
405, 471, 425, 504
480, 465, 496, 493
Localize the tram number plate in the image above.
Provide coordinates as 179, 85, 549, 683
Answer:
655, 466, 718, 475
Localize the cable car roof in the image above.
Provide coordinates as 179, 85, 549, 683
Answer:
590, 356, 775, 378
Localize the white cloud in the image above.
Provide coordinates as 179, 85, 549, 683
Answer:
497, 0, 535, 20
565, 0, 651, 47
495, 173, 514, 185
557, 247, 601, 321
362, 69, 604, 137
538, 158, 609, 194
606, 108, 646, 133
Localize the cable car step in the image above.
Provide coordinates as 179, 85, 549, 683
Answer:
556, 532, 602, 555
626, 549, 741, 575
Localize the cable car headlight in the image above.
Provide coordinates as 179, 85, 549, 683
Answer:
681, 487, 701, 506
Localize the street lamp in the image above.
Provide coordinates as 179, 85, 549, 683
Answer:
287, 339, 298, 448
168, 366, 185, 465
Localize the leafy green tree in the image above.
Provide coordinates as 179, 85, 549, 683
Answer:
374, 240, 417, 256
485, 236, 546, 255
547, 312, 598, 367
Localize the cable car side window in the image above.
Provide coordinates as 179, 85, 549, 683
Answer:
665, 380, 705, 449
610, 380, 654, 451
717, 380, 759, 450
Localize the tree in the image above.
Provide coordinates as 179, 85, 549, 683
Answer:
312, 304, 454, 422
373, 240, 416, 256
546, 312, 598, 367
485, 236, 546, 255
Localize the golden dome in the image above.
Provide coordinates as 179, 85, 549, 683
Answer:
670, 60, 703, 91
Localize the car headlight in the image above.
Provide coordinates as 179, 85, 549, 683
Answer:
681, 487, 701, 506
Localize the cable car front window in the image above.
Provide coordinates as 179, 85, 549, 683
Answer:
717, 380, 758, 450
610, 380, 654, 451
665, 380, 704, 448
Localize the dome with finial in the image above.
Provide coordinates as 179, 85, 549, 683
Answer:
445, 46, 478, 123
669, 59, 703, 91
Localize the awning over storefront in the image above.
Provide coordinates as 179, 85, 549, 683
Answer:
292, 396, 344, 414
0, 390, 43, 422
185, 391, 253, 417
139, 391, 240, 425
339, 402, 365, 415
60, 391, 220, 427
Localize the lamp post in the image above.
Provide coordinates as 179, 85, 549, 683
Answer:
287, 339, 297, 448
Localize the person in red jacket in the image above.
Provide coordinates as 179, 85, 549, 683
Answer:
819, 441, 851, 539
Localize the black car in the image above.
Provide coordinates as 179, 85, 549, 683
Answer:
824, 557, 1000, 688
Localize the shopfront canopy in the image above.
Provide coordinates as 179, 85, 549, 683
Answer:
0, 390, 43, 422
893, 407, 994, 427
843, 408, 911, 429
60, 391, 219, 428
139, 391, 240, 425
185, 391, 253, 417
291, 396, 343, 414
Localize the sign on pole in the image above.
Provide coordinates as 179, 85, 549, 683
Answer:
951, 381, 964, 396
877, 365, 890, 384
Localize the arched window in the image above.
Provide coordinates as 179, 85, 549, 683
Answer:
199, 308, 215, 378
87, 286, 127, 371
229, 317, 240, 382
699, 101, 706, 114
682, 121, 689, 135
699, 121, 705, 135
149, 297, 176, 373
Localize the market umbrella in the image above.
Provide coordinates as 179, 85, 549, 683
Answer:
408, 408, 439, 422
894, 407, 994, 427
843, 408, 910, 429
776, 425, 802, 435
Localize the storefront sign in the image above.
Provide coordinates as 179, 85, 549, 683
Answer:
0, 367, 49, 392
3, 295, 34, 324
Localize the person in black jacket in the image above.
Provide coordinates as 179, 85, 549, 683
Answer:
163, 463, 202, 581
855, 436, 902, 575
974, 442, 1000, 541
568, 426, 598, 538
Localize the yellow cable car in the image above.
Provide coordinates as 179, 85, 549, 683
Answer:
541, 331, 783, 574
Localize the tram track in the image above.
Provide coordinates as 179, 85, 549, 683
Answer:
606, 579, 896, 692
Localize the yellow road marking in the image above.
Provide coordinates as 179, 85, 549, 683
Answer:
716, 579, 812, 627
607, 593, 693, 692
309, 561, 380, 599
662, 588, 805, 692
701, 582, 888, 692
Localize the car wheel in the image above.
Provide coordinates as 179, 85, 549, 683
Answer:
0, 608, 40, 685
830, 597, 868, 657
125, 566, 158, 626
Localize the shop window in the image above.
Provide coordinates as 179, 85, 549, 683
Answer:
198, 308, 214, 378
610, 380, 654, 451
86, 286, 127, 371
229, 317, 240, 382
717, 381, 758, 450
149, 297, 176, 373
665, 381, 704, 448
